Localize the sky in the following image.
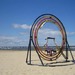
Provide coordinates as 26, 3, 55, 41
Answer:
0, 0, 75, 46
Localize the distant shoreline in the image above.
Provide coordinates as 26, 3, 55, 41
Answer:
0, 46, 75, 51
0, 49, 75, 51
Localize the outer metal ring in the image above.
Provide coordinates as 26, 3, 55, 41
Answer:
31, 14, 66, 61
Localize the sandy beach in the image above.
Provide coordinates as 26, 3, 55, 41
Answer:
0, 50, 75, 75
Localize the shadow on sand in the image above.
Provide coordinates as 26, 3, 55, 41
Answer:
27, 60, 75, 67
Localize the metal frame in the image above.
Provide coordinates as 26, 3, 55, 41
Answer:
26, 14, 74, 66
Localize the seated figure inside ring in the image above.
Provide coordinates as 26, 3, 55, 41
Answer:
44, 37, 56, 56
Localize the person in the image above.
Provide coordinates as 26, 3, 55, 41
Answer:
44, 44, 52, 56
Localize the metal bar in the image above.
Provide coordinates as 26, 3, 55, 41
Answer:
45, 37, 55, 40
66, 40, 68, 62
26, 39, 31, 64
61, 52, 66, 59
32, 39, 44, 66
67, 41, 74, 62
29, 39, 31, 64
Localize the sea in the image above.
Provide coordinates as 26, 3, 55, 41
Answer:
0, 46, 75, 51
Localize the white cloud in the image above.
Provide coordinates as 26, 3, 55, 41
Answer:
38, 28, 75, 37
19, 32, 30, 36
13, 24, 61, 36
20, 32, 27, 35
13, 24, 31, 29
67, 32, 75, 35
0, 36, 28, 46
38, 28, 61, 37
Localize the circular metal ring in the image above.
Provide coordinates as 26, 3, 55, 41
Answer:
31, 14, 66, 61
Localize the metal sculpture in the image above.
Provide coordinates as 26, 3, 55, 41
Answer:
26, 14, 74, 66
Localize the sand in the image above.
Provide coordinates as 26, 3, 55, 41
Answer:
0, 50, 75, 75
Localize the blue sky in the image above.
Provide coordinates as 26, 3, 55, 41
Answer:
0, 0, 75, 46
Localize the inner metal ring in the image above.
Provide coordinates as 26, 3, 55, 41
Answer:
31, 14, 66, 61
